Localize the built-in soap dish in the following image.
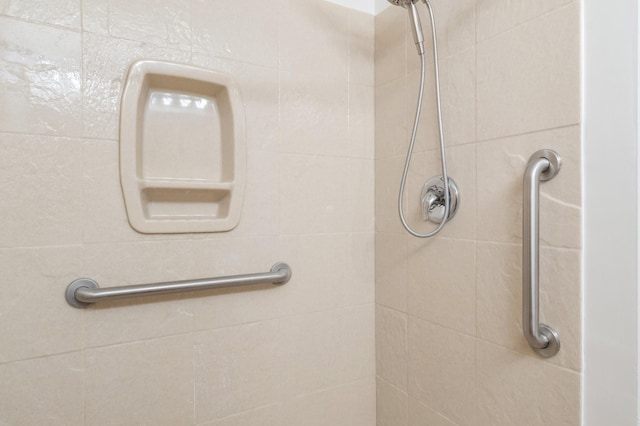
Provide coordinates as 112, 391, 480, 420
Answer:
120, 60, 246, 233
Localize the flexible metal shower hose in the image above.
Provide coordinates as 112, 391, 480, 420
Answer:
398, 0, 451, 238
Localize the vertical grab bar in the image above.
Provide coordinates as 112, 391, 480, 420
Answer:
522, 149, 561, 358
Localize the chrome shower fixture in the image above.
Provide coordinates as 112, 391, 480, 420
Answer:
386, 0, 425, 55
391, 0, 459, 238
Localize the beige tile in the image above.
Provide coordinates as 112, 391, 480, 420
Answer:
476, 340, 581, 425
0, 352, 84, 425
476, 126, 581, 248
279, 70, 348, 157
476, 243, 581, 371
375, 232, 408, 312
194, 320, 282, 422
279, 155, 351, 234
192, 0, 277, 68
408, 317, 475, 426
0, 18, 81, 136
1, 0, 80, 29
82, 0, 108, 33
281, 379, 376, 426
191, 56, 279, 153
85, 334, 194, 425
189, 237, 286, 331
377, 379, 409, 426
202, 405, 282, 426
280, 305, 375, 399
406, 143, 476, 240
280, 234, 351, 314
280, 0, 349, 82
406, 0, 476, 74
0, 134, 82, 248
409, 399, 457, 426
408, 238, 476, 336
375, 78, 407, 159
106, 0, 191, 51
82, 240, 195, 347
375, 155, 406, 235
477, 0, 574, 42
350, 158, 376, 232
477, 4, 580, 140
349, 9, 375, 87
375, 6, 405, 87
376, 305, 408, 390
348, 233, 376, 306
349, 83, 375, 159
82, 140, 152, 243
440, 48, 476, 146
82, 33, 190, 140
0, 247, 83, 362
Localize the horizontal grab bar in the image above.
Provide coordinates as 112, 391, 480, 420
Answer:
65, 262, 292, 309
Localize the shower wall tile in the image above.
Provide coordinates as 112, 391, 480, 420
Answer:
349, 9, 375, 87
408, 399, 457, 426
0, 246, 83, 363
476, 0, 575, 42
0, 134, 82, 248
349, 83, 375, 159
279, 70, 348, 157
376, 305, 408, 390
280, 305, 375, 399
81, 240, 195, 347
81, 0, 108, 33
3, 0, 376, 423
375, 232, 408, 312
375, 78, 407, 159
279, 154, 351, 234
375, 6, 406, 87
0, 18, 81, 137
85, 334, 195, 425
476, 340, 581, 425
200, 404, 283, 426
192, 0, 278, 68
376, 0, 582, 423
194, 321, 282, 422
408, 238, 476, 336
105, 0, 192, 51
280, 234, 350, 314
377, 378, 409, 426
192, 56, 280, 152
477, 242, 581, 371
477, 3, 580, 141
349, 233, 376, 306
349, 158, 376, 232
279, 0, 349, 82
281, 379, 376, 426
82, 33, 190, 140
189, 237, 285, 331
476, 125, 581, 247
0, 0, 81, 29
0, 352, 84, 425
408, 317, 476, 426
375, 155, 406, 234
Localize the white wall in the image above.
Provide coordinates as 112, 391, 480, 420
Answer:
583, 0, 639, 424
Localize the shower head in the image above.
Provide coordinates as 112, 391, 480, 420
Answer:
387, 0, 425, 55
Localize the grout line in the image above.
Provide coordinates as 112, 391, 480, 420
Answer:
475, 122, 581, 146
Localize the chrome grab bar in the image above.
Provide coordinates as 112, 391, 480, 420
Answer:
65, 262, 292, 309
522, 150, 561, 358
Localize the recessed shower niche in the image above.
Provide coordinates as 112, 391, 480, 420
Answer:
119, 60, 246, 233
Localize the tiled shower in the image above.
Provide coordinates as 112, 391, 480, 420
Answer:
0, 0, 595, 424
